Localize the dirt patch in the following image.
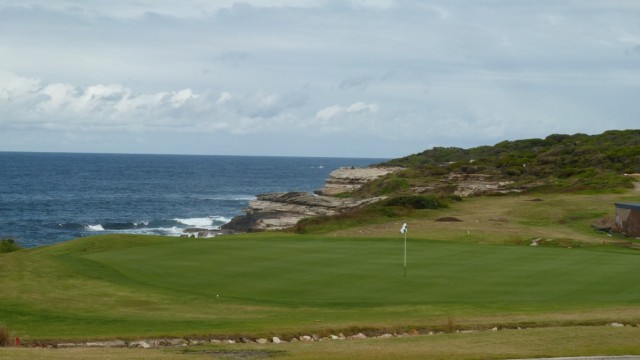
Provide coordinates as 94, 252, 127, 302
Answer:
435, 217, 463, 222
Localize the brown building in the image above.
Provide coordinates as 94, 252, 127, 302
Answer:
615, 203, 640, 238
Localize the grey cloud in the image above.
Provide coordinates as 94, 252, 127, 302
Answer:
339, 75, 375, 91
216, 50, 250, 64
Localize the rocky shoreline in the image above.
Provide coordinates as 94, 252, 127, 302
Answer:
221, 166, 402, 232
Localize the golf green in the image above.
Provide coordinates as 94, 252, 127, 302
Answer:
1, 233, 638, 339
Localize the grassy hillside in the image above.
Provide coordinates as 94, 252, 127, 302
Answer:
1, 190, 639, 343
358, 129, 640, 197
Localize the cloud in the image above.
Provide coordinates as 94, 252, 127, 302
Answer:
2, 1, 640, 157
312, 101, 381, 134
339, 75, 375, 91
0, 71, 202, 131
315, 105, 343, 121
0, 1, 328, 19
315, 101, 379, 121
0, 70, 312, 136
216, 91, 233, 105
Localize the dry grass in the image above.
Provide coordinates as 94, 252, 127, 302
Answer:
0, 327, 12, 348
2, 326, 639, 360
328, 191, 640, 245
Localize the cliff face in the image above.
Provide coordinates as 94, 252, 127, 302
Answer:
315, 167, 403, 196
222, 167, 400, 232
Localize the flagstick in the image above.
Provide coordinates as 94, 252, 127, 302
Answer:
403, 229, 407, 279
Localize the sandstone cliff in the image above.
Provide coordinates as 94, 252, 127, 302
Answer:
315, 166, 403, 196
222, 167, 400, 232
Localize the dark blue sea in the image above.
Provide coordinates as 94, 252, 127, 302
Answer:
0, 152, 385, 248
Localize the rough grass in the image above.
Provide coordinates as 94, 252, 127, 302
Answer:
327, 191, 640, 246
2, 326, 640, 360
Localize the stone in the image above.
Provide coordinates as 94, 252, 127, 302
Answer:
300, 335, 312, 342
490, 327, 498, 332
272, 337, 282, 344
315, 167, 404, 196
133, 341, 151, 349
379, 333, 393, 338
330, 335, 340, 340
348, 333, 367, 340
86, 340, 127, 348
611, 322, 625, 327
256, 338, 268, 344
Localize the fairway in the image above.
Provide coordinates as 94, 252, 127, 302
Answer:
1, 232, 639, 340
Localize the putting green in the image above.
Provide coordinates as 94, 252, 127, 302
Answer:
1, 233, 639, 340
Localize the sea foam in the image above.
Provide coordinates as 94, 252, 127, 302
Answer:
85, 224, 105, 231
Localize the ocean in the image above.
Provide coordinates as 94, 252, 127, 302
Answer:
0, 152, 385, 248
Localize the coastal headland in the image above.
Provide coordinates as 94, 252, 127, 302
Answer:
221, 166, 402, 232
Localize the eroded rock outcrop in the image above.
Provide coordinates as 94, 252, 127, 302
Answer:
222, 167, 398, 232
222, 191, 384, 231
315, 166, 403, 196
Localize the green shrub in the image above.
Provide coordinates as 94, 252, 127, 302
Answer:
0, 239, 22, 253
382, 195, 447, 209
378, 177, 410, 195
333, 192, 353, 199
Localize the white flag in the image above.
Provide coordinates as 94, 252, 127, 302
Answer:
400, 222, 407, 234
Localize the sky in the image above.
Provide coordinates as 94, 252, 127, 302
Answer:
0, 0, 639, 158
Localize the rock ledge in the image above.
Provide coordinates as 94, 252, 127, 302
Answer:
223, 167, 400, 232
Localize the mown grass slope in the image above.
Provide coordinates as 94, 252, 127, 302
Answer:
1, 190, 640, 342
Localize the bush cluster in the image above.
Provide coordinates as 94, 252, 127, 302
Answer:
377, 130, 640, 195
382, 195, 447, 209
0, 239, 22, 253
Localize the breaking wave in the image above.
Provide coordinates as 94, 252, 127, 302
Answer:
58, 215, 231, 238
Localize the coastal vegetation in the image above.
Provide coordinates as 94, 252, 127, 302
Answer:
294, 130, 640, 234
0, 239, 22, 253
359, 129, 640, 197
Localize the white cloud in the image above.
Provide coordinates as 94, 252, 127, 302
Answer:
346, 101, 379, 114
216, 92, 233, 105
315, 101, 379, 122
315, 105, 343, 121
169, 89, 198, 108
0, 71, 200, 130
